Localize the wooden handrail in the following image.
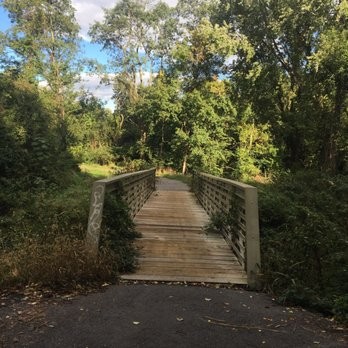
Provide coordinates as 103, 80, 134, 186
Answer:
193, 172, 261, 288
86, 168, 156, 252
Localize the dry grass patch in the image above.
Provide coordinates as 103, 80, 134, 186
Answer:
0, 236, 119, 290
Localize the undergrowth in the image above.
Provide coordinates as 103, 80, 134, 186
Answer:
0, 170, 139, 291
254, 171, 348, 322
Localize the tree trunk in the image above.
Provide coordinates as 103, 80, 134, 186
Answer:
160, 122, 164, 159
182, 154, 188, 175
320, 75, 346, 174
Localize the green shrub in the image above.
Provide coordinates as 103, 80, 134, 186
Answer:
254, 171, 348, 321
69, 144, 114, 165
0, 172, 91, 249
100, 193, 140, 273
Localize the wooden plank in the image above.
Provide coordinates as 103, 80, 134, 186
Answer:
138, 257, 239, 266
137, 253, 238, 261
121, 274, 248, 284
123, 177, 247, 285
135, 268, 246, 277
139, 237, 225, 243
137, 250, 236, 258
137, 240, 234, 250
138, 263, 244, 271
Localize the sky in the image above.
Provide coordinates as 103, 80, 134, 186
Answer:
0, 0, 178, 110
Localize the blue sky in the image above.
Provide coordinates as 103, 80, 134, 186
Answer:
0, 0, 178, 110
0, 6, 11, 31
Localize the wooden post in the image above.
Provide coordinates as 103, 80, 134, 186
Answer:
244, 187, 261, 289
86, 182, 106, 253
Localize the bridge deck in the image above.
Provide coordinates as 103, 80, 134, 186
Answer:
121, 178, 247, 284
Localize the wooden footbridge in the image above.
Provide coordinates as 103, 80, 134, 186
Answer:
86, 168, 261, 288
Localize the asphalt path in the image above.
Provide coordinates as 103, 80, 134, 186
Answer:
1, 283, 347, 348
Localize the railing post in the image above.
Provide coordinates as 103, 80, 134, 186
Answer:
244, 187, 261, 289
86, 181, 106, 253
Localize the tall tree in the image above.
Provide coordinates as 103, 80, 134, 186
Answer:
2, 0, 80, 147
172, 80, 235, 174
172, 18, 252, 90
89, 0, 153, 106
216, 0, 347, 173
126, 73, 182, 163
309, 1, 348, 172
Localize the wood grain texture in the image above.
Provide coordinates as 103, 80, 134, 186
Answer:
121, 178, 247, 284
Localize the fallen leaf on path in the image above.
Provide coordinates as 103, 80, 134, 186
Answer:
205, 298, 212, 301
176, 317, 184, 322
132, 321, 140, 325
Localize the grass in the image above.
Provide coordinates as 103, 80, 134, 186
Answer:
161, 173, 192, 186
79, 163, 116, 178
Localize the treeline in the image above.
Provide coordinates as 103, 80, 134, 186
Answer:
1, 0, 346, 177
87, 0, 347, 178
0, 0, 347, 320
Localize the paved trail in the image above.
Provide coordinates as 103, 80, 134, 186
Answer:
1, 284, 346, 347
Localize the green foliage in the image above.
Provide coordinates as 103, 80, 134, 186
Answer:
89, 0, 178, 108
0, 171, 139, 289
2, 0, 80, 134
255, 171, 348, 319
67, 94, 118, 165
216, 0, 348, 174
172, 18, 245, 89
0, 6, 124, 292
101, 194, 139, 273
234, 106, 279, 180
121, 74, 181, 163
0, 72, 76, 187
172, 81, 234, 174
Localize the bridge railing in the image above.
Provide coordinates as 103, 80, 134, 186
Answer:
86, 168, 156, 252
193, 172, 261, 287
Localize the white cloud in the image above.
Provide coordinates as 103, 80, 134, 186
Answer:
38, 73, 114, 105
72, 0, 115, 40
76, 71, 156, 110
72, 0, 178, 40
76, 72, 114, 100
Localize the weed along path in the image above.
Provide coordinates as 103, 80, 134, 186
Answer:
122, 177, 247, 284
0, 284, 347, 347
